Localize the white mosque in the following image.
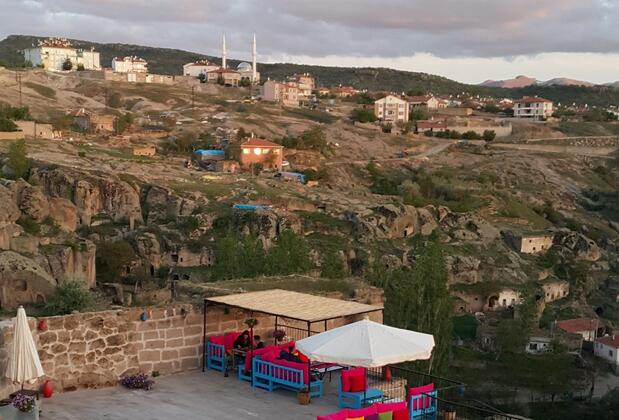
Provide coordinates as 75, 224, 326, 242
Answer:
182, 34, 259, 84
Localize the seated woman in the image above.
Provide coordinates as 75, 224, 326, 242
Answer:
278, 346, 302, 363
233, 330, 251, 350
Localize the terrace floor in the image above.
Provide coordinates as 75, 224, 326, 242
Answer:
43, 369, 341, 419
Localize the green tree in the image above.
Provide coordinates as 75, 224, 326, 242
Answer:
350, 108, 377, 123
239, 235, 266, 278
8, 139, 30, 179
62, 58, 73, 71
299, 127, 328, 151
482, 130, 496, 142
0, 118, 18, 131
212, 231, 240, 280
265, 231, 313, 275
410, 108, 429, 121
96, 240, 136, 283
375, 239, 452, 373
44, 281, 95, 316
462, 131, 481, 140
226, 142, 241, 161
321, 250, 346, 279
107, 92, 122, 108
76, 63, 85, 71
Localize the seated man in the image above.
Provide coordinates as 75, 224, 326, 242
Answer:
279, 346, 302, 363
254, 335, 265, 349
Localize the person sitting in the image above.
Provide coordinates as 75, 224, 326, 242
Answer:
279, 346, 302, 363
233, 330, 251, 350
254, 335, 265, 349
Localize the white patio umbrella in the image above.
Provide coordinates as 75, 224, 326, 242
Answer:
5, 306, 44, 387
295, 319, 435, 367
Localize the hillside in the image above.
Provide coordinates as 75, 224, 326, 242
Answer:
2, 34, 619, 106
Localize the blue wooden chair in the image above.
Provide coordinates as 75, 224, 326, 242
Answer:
337, 379, 384, 408
410, 390, 438, 419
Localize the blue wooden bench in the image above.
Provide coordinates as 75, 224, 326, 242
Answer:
205, 341, 226, 372
237, 365, 252, 382
337, 380, 384, 408
410, 390, 438, 419
252, 357, 323, 398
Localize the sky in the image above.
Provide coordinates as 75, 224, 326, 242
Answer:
2, 0, 618, 84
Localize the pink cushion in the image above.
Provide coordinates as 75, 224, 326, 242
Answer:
347, 406, 377, 417
209, 335, 225, 346
393, 408, 410, 420
243, 342, 294, 372
317, 410, 349, 420
375, 402, 407, 413
341, 367, 365, 392
272, 359, 309, 384
222, 332, 241, 351
408, 383, 434, 410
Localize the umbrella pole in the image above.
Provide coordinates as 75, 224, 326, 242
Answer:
427, 353, 434, 374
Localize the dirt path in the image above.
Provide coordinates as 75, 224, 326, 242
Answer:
490, 143, 618, 157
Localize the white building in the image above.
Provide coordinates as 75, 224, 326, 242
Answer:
513, 96, 554, 119
23, 37, 100, 72
555, 318, 598, 342
526, 335, 552, 355
112, 56, 148, 73
182, 59, 220, 77
374, 95, 410, 123
594, 335, 619, 366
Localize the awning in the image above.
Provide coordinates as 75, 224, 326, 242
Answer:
205, 289, 383, 323
295, 319, 435, 367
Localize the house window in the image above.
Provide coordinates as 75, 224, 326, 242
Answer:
253, 148, 262, 155
609, 350, 614, 357
242, 149, 250, 154
502, 299, 507, 306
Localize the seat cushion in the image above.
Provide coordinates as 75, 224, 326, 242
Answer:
341, 367, 365, 392
392, 408, 410, 420
347, 406, 377, 417
378, 412, 393, 420
350, 375, 366, 392
375, 402, 406, 413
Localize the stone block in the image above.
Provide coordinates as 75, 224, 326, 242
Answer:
138, 362, 153, 373
142, 331, 160, 341
156, 319, 171, 329
184, 336, 201, 346
68, 341, 86, 353
179, 346, 197, 358
85, 351, 96, 363
165, 338, 183, 348
165, 328, 183, 339
137, 321, 157, 332
69, 353, 85, 365
46, 317, 65, 331
153, 361, 175, 375
150, 309, 166, 320
219, 321, 237, 332
139, 350, 161, 362
56, 330, 70, 342
88, 317, 105, 329
103, 318, 119, 329
71, 329, 85, 340
88, 338, 105, 351
55, 353, 69, 367
103, 347, 122, 356
105, 334, 126, 346
161, 349, 178, 361
64, 316, 80, 330
39, 331, 57, 346
144, 339, 165, 350
85, 330, 98, 341
118, 322, 136, 333
51, 343, 67, 354
184, 325, 203, 336
180, 357, 199, 370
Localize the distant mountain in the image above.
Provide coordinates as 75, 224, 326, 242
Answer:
605, 81, 619, 88
481, 75, 595, 89
480, 75, 537, 88
2, 35, 619, 107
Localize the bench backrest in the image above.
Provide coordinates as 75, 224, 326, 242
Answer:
253, 357, 309, 386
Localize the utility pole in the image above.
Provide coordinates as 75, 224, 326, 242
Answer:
16, 72, 22, 107
191, 86, 195, 110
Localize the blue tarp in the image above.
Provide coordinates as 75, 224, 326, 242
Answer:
194, 149, 225, 157
232, 204, 273, 211
278, 172, 306, 183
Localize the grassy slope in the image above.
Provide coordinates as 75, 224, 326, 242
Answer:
2, 35, 619, 106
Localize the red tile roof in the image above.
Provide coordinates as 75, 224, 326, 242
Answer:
597, 335, 619, 349
408, 95, 432, 103
514, 96, 553, 104
241, 138, 282, 148
555, 318, 598, 334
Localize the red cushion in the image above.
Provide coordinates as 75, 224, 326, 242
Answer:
271, 359, 310, 385
349, 374, 366, 392
408, 383, 434, 410
392, 408, 410, 420
347, 406, 377, 417
341, 367, 365, 392
297, 352, 310, 363
209, 335, 225, 346
223, 332, 241, 351
375, 402, 407, 413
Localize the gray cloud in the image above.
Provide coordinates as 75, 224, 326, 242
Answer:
2, 0, 618, 60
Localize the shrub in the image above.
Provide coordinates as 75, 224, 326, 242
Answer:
16, 216, 40, 235
8, 139, 30, 179
121, 373, 154, 390
44, 281, 95, 316
483, 130, 497, 142
462, 131, 481, 140
0, 117, 18, 131
350, 108, 377, 123
62, 58, 73, 71
96, 240, 136, 282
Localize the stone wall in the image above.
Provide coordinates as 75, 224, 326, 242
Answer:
0, 297, 383, 398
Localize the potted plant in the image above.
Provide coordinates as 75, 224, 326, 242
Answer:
11, 393, 37, 419
297, 387, 311, 405
244, 318, 259, 329
272, 329, 286, 342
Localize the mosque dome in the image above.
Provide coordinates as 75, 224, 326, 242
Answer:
237, 62, 252, 72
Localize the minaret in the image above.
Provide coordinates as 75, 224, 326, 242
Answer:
222, 34, 227, 69
252, 33, 257, 83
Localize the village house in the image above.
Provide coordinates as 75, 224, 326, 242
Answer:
330, 86, 358, 98
14, 121, 58, 139
503, 231, 554, 254
525, 334, 553, 355
23, 37, 100, 71
513, 96, 554, 119
206, 68, 242, 87
239, 137, 283, 171
555, 318, 599, 342
69, 109, 116, 133
260, 80, 299, 107
112, 56, 148, 73
541, 279, 570, 303
374, 95, 410, 123
408, 95, 444, 111
594, 335, 619, 367
182, 59, 219, 77
287, 73, 316, 102
132, 145, 156, 157
416, 119, 447, 134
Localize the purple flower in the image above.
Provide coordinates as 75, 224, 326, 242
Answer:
120, 373, 154, 391
12, 393, 35, 413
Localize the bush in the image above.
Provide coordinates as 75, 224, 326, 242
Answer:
462, 131, 481, 140
62, 58, 73, 71
44, 281, 95, 316
350, 108, 377, 123
8, 139, 30, 179
0, 117, 18, 131
16, 216, 40, 235
483, 130, 497, 142
120, 373, 154, 390
96, 240, 136, 283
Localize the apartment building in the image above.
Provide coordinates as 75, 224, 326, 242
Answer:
374, 95, 410, 123
513, 96, 554, 119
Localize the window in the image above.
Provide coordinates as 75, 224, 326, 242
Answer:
253, 148, 262, 155
609, 350, 614, 357
242, 149, 250, 154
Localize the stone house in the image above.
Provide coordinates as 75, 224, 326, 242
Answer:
555, 318, 599, 342
14, 121, 57, 139
594, 335, 619, 367
239, 137, 283, 171
541, 280, 569, 303
416, 119, 447, 134
69, 109, 116, 133
503, 231, 554, 254
132, 146, 156, 157
206, 69, 241, 86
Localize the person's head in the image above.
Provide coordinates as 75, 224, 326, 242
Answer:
254, 335, 261, 342
241, 330, 250, 337
288, 346, 295, 353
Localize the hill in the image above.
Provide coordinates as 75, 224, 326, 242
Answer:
2, 34, 619, 107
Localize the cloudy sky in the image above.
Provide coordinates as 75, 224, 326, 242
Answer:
3, 0, 618, 83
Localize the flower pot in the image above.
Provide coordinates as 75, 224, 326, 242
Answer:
444, 410, 456, 420
297, 391, 311, 405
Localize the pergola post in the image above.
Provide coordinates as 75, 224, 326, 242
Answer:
202, 298, 207, 372
274, 315, 279, 344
